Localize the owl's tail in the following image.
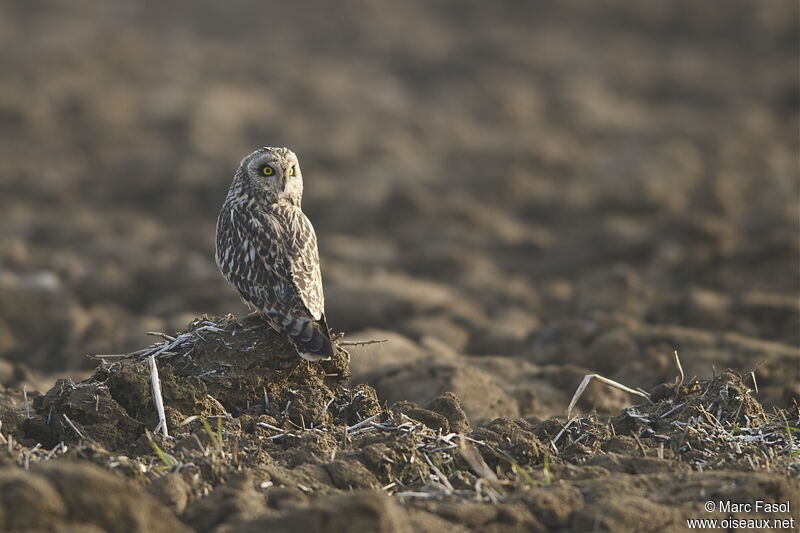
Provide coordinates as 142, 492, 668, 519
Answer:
286, 314, 334, 362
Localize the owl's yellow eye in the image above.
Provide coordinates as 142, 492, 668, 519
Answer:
260, 165, 274, 176
288, 167, 295, 176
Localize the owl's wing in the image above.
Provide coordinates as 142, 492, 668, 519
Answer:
225, 205, 324, 321
217, 206, 294, 317
217, 203, 332, 358
284, 208, 325, 321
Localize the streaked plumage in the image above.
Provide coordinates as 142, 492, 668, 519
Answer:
215, 147, 333, 361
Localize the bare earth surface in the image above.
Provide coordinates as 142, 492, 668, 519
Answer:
0, 1, 798, 531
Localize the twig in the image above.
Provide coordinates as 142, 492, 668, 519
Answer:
458, 435, 502, 490
673, 350, 684, 387
346, 413, 381, 433
256, 422, 284, 432
550, 416, 578, 453
632, 433, 647, 457
62, 414, 85, 440
394, 491, 438, 499
750, 371, 758, 394
23, 386, 29, 419
567, 374, 651, 418
147, 331, 176, 342
315, 396, 337, 424
148, 354, 169, 438
427, 460, 454, 491
658, 402, 687, 419
337, 339, 388, 347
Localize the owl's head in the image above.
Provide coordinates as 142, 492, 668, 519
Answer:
236, 147, 303, 204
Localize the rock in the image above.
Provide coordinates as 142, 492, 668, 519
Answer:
324, 459, 381, 490
406, 510, 470, 533
685, 288, 730, 329
229, 492, 412, 533
424, 501, 547, 533
399, 315, 471, 354
0, 468, 68, 531
526, 318, 599, 367
369, 359, 519, 425
463, 356, 567, 419
470, 418, 550, 468
0, 358, 14, 385
467, 307, 539, 356
735, 291, 800, 345
284, 432, 339, 467
346, 330, 428, 380
147, 473, 191, 515
263, 487, 309, 512
521, 484, 585, 530
391, 401, 450, 432
571, 497, 679, 532
35, 462, 192, 533
0, 319, 16, 357
585, 328, 639, 375
0, 270, 89, 370
424, 502, 498, 528
324, 271, 478, 332
426, 392, 470, 434
574, 265, 649, 317
183, 472, 268, 532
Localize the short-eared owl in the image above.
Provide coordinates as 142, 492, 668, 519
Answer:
215, 147, 334, 361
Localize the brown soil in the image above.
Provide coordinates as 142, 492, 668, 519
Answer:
0, 316, 797, 532
0, 1, 798, 532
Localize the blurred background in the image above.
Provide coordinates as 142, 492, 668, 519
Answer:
0, 0, 797, 420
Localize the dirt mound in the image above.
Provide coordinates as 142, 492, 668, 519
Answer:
0, 316, 796, 532
17, 315, 349, 453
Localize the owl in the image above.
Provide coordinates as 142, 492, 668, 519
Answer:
215, 147, 334, 361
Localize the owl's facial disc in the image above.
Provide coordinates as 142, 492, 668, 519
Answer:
249, 157, 282, 191
245, 148, 302, 201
